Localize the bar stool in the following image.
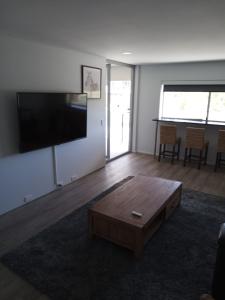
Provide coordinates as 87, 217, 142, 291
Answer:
214, 130, 225, 171
183, 127, 209, 169
158, 125, 181, 164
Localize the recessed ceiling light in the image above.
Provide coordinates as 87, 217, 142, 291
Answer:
122, 51, 132, 55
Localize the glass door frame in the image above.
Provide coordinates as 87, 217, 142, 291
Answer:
106, 60, 135, 161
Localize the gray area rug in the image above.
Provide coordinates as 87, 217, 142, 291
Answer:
1, 176, 225, 300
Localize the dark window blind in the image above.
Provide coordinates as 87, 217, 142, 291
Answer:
163, 85, 225, 92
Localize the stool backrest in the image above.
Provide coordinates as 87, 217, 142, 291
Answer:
185, 127, 205, 149
160, 125, 177, 145
217, 130, 225, 153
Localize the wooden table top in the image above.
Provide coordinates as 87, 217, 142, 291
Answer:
90, 175, 182, 228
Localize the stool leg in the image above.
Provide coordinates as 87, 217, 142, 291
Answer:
198, 150, 202, 169
188, 148, 192, 162
204, 144, 208, 165
171, 145, 175, 164
158, 144, 162, 161
177, 141, 181, 161
215, 152, 219, 172
218, 152, 221, 168
184, 148, 188, 166
163, 144, 166, 158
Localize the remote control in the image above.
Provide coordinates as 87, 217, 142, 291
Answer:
131, 211, 143, 217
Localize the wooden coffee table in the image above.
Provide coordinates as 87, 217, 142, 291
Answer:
88, 175, 182, 257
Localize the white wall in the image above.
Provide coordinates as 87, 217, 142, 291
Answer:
0, 35, 106, 215
137, 61, 225, 163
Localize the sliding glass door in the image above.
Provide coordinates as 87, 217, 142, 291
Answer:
106, 63, 134, 160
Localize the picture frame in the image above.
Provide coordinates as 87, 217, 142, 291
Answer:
81, 65, 102, 99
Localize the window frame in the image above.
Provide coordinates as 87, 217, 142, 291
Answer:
159, 81, 225, 124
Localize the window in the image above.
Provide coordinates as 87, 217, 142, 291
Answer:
160, 85, 225, 123
208, 92, 225, 122
162, 92, 208, 121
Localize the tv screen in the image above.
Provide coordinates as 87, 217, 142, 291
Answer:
17, 92, 87, 153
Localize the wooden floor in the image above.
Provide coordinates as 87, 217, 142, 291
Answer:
0, 153, 225, 300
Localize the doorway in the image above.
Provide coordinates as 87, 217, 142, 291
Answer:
106, 62, 134, 160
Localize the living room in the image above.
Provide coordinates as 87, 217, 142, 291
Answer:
1, 1, 225, 300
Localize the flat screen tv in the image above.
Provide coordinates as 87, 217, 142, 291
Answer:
17, 92, 87, 153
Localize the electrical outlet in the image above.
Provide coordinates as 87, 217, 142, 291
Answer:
71, 175, 77, 182
24, 194, 33, 203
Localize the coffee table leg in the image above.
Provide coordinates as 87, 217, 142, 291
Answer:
134, 230, 144, 258
88, 211, 95, 239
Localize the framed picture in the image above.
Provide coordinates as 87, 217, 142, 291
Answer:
81, 65, 102, 99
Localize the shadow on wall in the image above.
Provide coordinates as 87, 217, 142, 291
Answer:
0, 91, 20, 157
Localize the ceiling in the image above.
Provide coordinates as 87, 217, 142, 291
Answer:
1, 0, 225, 64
